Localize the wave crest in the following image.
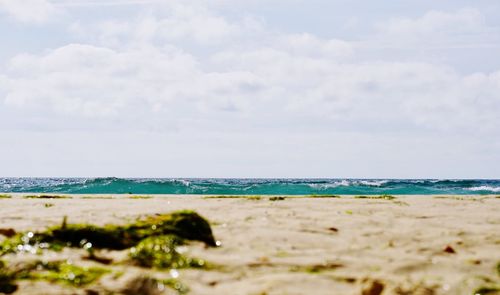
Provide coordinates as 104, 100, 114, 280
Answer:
466, 186, 500, 192
1, 178, 499, 195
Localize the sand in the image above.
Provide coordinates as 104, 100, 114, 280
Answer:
0, 194, 499, 295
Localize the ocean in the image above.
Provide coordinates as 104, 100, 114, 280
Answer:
0, 178, 499, 195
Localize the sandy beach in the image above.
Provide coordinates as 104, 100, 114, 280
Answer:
1, 194, 499, 295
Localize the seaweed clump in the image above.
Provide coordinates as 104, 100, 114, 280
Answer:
0, 261, 18, 294
128, 196, 153, 199
0, 260, 108, 292
0, 210, 217, 293
473, 286, 500, 295
471, 263, 500, 295
20, 260, 109, 287
306, 195, 340, 198
355, 195, 396, 200
0, 211, 216, 257
129, 235, 206, 269
204, 195, 262, 200
20, 210, 218, 252
24, 195, 71, 199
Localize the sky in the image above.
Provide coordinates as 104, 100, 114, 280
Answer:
0, 0, 499, 178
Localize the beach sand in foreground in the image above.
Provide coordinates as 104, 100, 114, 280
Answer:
0, 194, 499, 295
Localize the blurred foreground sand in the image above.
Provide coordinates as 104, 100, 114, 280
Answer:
1, 194, 499, 294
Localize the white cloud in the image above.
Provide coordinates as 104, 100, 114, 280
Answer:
135, 4, 240, 44
373, 8, 500, 50
214, 47, 500, 132
1, 3, 500, 177
52, 0, 161, 7
4, 38, 500, 134
69, 3, 263, 47
379, 8, 485, 35
0, 0, 58, 23
4, 43, 267, 123
277, 33, 353, 59
4, 5, 500, 134
6, 44, 195, 117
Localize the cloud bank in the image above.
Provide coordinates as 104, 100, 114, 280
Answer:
0, 0, 58, 23
0, 1, 499, 177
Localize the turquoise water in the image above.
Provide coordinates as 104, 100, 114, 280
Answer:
0, 178, 499, 195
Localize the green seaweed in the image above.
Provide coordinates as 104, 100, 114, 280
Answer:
379, 194, 396, 200
306, 195, 340, 198
24, 261, 108, 287
0, 261, 18, 294
160, 278, 190, 295
204, 195, 261, 200
0, 233, 26, 256
203, 195, 243, 199
44, 203, 54, 208
129, 235, 206, 269
0, 210, 217, 293
2, 260, 108, 288
128, 196, 153, 199
1, 210, 217, 256
497, 262, 500, 277
269, 197, 286, 201
473, 286, 500, 295
136, 210, 217, 247
0, 195, 12, 199
0, 274, 17, 294
24, 195, 71, 199
355, 195, 396, 200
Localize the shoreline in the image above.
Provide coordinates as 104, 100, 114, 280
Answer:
1, 194, 499, 294
1, 193, 498, 197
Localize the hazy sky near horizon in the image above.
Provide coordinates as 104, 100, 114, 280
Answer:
0, 0, 499, 178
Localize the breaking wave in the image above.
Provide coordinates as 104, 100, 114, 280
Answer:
1, 178, 499, 195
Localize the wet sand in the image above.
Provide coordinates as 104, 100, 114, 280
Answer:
0, 194, 499, 294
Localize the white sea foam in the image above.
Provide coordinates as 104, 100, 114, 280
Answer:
466, 186, 500, 192
337, 180, 350, 186
358, 180, 388, 187
308, 180, 350, 189
179, 179, 191, 186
